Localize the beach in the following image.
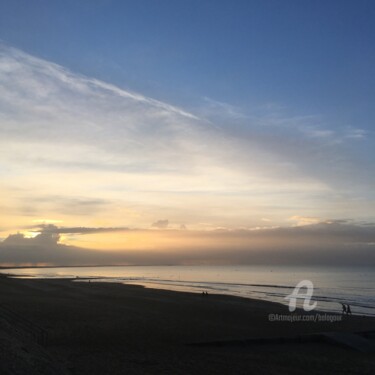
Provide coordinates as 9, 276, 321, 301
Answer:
0, 274, 374, 374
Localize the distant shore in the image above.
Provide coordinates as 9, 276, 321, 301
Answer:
0, 275, 374, 374
0, 264, 138, 269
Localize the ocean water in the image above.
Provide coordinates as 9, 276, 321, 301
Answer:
1, 265, 374, 316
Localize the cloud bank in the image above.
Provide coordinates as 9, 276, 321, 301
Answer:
0, 222, 374, 267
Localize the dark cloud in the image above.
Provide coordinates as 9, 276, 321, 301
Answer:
151, 220, 169, 229
33, 224, 129, 235
0, 227, 127, 266
0, 222, 374, 267
3, 231, 60, 247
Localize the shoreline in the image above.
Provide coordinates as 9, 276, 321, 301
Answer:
1, 269, 374, 318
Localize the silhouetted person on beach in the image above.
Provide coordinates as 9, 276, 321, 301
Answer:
341, 303, 347, 315
347, 304, 352, 315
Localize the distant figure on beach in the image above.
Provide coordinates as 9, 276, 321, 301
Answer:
201, 291, 208, 296
341, 303, 347, 315
347, 304, 352, 315
341, 303, 352, 316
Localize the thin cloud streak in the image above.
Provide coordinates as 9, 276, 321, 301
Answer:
30, 224, 130, 235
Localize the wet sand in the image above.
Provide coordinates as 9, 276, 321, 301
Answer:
0, 274, 374, 374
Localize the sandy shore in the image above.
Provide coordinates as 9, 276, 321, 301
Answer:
0, 275, 374, 374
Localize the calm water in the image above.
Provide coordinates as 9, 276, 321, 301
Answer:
1, 265, 374, 316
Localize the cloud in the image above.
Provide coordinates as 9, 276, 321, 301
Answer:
0, 221, 374, 267
151, 220, 169, 229
345, 127, 367, 140
0, 43, 204, 174
0, 225, 131, 266
22, 196, 112, 216
0, 232, 104, 266
199, 97, 247, 121
2, 224, 130, 245
0, 42, 365, 188
288, 215, 321, 226
32, 224, 129, 235
2, 230, 60, 247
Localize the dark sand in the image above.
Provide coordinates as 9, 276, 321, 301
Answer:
0, 274, 374, 374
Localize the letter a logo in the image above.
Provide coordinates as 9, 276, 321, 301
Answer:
285, 280, 317, 312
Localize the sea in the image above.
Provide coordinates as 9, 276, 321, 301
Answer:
1, 265, 374, 316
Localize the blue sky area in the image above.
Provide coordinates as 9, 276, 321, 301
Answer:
1, 0, 374, 128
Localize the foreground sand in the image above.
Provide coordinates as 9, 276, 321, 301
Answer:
0, 275, 374, 374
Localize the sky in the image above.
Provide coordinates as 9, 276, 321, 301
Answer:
0, 0, 374, 266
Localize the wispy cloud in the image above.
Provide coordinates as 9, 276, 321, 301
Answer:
288, 215, 321, 226
151, 219, 169, 229
31, 224, 129, 235
0, 43, 374, 235
199, 97, 247, 121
